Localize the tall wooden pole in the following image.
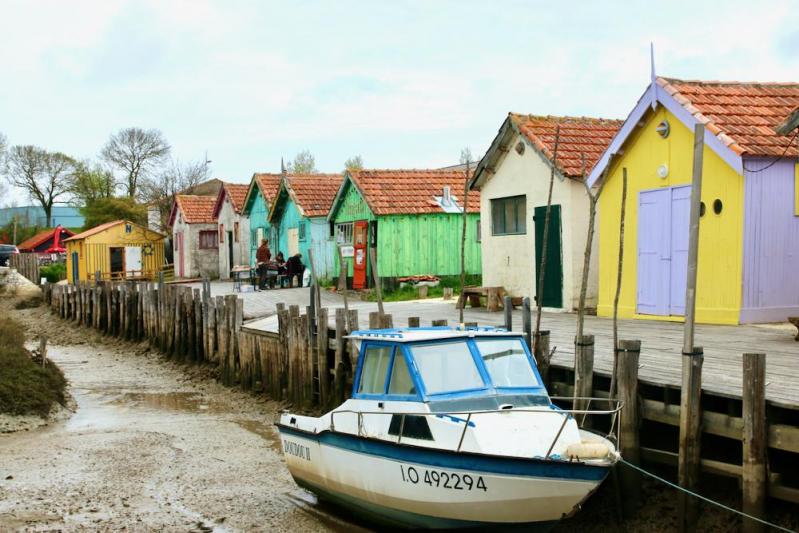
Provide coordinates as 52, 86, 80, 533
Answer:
608, 169, 628, 404
368, 246, 384, 317
678, 123, 705, 532
533, 126, 560, 352
459, 160, 470, 324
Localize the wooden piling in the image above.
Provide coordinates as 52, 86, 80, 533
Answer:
522, 297, 532, 350
742, 353, 767, 533
617, 339, 641, 516
573, 334, 594, 411
317, 308, 330, 409
334, 308, 347, 403
369, 311, 380, 330
533, 330, 551, 386
408, 316, 420, 328
432, 319, 447, 327
678, 347, 704, 532
503, 295, 513, 331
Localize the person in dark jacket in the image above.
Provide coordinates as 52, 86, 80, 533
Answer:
286, 253, 305, 288
255, 239, 271, 290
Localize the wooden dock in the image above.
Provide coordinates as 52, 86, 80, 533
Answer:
244, 295, 799, 410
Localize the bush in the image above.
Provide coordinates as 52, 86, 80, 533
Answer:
40, 262, 66, 283
0, 317, 67, 417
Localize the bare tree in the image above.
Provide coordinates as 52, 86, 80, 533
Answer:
344, 155, 363, 171
140, 158, 209, 230
286, 149, 317, 174
5, 145, 78, 226
101, 127, 171, 198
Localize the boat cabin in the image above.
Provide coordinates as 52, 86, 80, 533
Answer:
350, 327, 549, 411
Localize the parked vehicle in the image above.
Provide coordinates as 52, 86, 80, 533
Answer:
277, 326, 621, 529
0, 244, 19, 266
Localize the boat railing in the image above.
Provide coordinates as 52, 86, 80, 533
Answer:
327, 397, 623, 461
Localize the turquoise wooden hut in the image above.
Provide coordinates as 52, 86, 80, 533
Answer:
267, 173, 344, 281
241, 173, 282, 265
327, 169, 481, 289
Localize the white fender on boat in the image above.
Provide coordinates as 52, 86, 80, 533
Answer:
565, 441, 611, 460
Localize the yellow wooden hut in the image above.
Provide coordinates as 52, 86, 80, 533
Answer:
64, 220, 166, 283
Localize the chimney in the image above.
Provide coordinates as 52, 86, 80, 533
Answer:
442, 186, 451, 206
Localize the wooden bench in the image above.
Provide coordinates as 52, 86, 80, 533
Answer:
789, 317, 799, 341
456, 286, 506, 312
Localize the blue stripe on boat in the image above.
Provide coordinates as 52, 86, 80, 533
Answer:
277, 425, 608, 482
294, 476, 559, 531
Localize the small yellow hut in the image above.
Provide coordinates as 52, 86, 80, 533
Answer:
64, 220, 165, 283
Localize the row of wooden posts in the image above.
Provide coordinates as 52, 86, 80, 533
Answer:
10, 254, 41, 285
41, 278, 772, 530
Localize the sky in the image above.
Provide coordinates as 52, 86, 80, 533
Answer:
1, 0, 798, 204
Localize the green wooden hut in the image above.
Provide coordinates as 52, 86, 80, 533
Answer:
241, 173, 282, 265
327, 169, 482, 288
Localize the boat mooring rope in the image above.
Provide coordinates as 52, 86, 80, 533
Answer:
618, 458, 796, 533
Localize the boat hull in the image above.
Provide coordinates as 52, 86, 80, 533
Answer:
277, 424, 609, 529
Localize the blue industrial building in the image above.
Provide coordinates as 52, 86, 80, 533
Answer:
0, 204, 85, 228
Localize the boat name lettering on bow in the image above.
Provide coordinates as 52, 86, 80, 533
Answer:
400, 465, 487, 491
283, 439, 311, 461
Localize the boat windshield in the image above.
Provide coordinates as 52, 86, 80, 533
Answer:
475, 338, 539, 388
411, 341, 484, 395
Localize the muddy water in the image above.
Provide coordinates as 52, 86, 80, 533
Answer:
0, 344, 369, 532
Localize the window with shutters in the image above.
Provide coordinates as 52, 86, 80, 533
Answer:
491, 195, 526, 235
199, 231, 218, 249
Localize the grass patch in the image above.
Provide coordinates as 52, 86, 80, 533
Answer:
364, 275, 482, 302
0, 317, 67, 417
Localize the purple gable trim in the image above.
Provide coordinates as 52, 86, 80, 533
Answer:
741, 158, 799, 323
586, 82, 744, 187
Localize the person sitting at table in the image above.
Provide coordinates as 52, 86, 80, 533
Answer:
275, 251, 287, 275
255, 239, 271, 290
286, 253, 305, 288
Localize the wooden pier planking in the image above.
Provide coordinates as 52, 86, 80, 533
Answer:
244, 297, 799, 410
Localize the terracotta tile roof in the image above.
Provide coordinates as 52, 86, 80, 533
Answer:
349, 169, 480, 215
173, 195, 217, 224
253, 173, 283, 205
286, 174, 344, 217
509, 113, 623, 178
17, 227, 75, 251
658, 77, 799, 157
221, 183, 250, 214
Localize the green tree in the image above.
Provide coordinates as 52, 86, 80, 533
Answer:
101, 127, 171, 199
344, 155, 363, 171
287, 149, 317, 174
80, 197, 147, 230
69, 162, 116, 204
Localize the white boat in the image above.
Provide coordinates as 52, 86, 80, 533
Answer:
277, 326, 621, 529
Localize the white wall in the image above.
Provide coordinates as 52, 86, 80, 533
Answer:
217, 197, 251, 279
172, 215, 219, 279
477, 132, 598, 310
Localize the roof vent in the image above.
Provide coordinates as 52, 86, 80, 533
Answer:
442, 186, 451, 206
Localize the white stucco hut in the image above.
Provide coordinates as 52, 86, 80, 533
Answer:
168, 195, 219, 279
213, 182, 251, 279
469, 113, 621, 311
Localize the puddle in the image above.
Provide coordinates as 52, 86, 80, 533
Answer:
112, 392, 223, 413
232, 419, 283, 455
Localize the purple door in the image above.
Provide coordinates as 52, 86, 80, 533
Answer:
668, 186, 691, 315
637, 186, 691, 316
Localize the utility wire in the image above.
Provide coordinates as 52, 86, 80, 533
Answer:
618, 458, 796, 533
741, 128, 799, 173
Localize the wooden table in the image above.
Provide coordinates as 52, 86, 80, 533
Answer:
456, 286, 506, 312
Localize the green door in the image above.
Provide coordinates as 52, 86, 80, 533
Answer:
534, 204, 563, 308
